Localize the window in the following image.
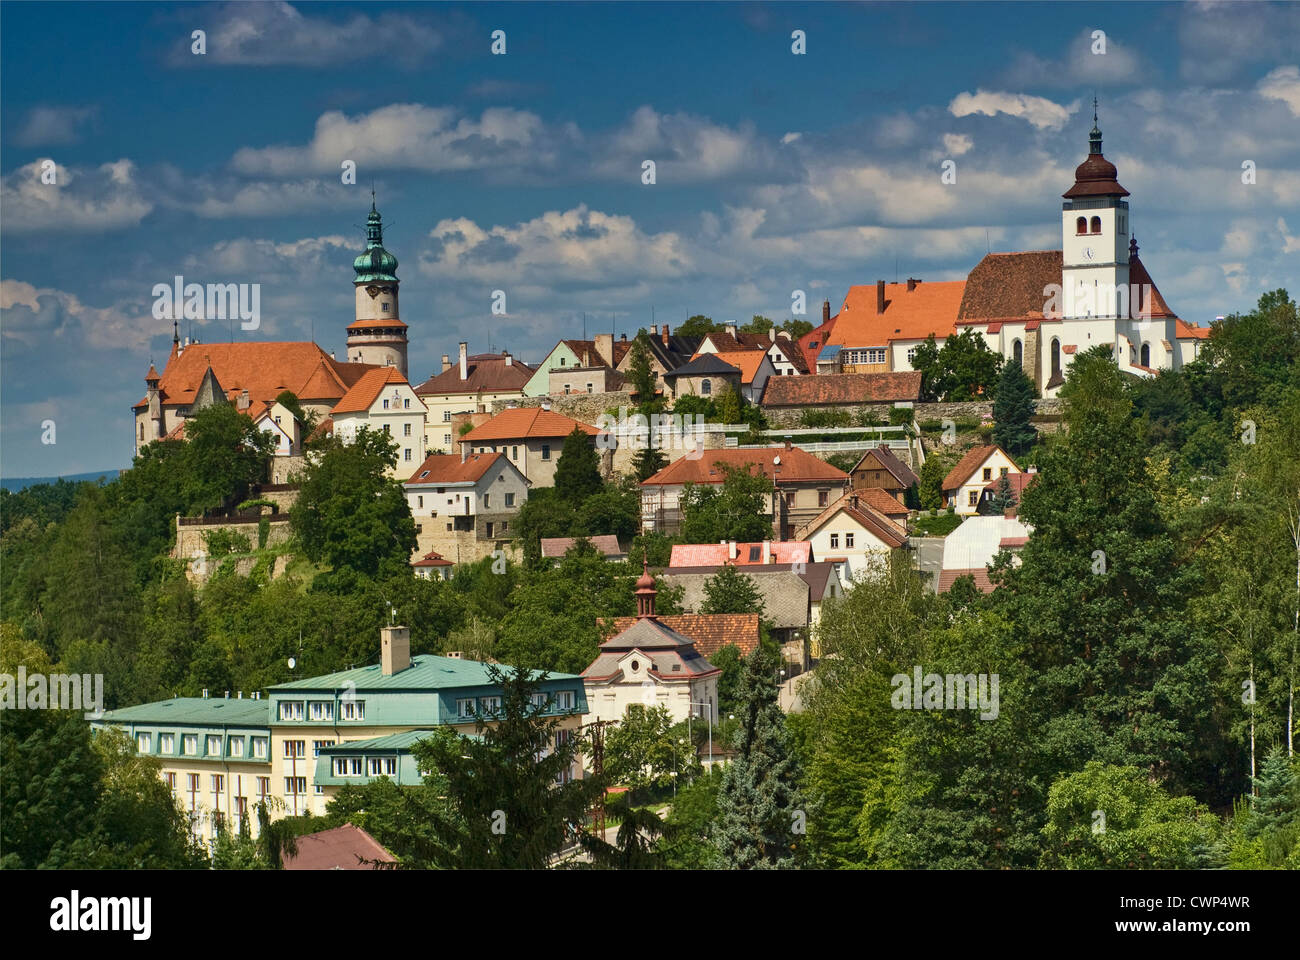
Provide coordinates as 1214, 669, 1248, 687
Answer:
284, 777, 306, 795
444, 434, 452, 445
555, 690, 576, 711
333, 758, 349, 777
211, 774, 224, 794
139, 422, 144, 440
404, 448, 412, 462
341, 700, 365, 721
701, 378, 712, 396
483, 494, 490, 508
530, 693, 549, 712
382, 302, 390, 312
182, 734, 198, 756
785, 491, 795, 508
486, 522, 494, 538
1000, 467, 1009, 477
1140, 343, 1150, 366
1012, 339, 1023, 366
229, 736, 244, 758
1051, 338, 1061, 377
505, 492, 515, 508
982, 467, 992, 481
829, 533, 840, 549
278, 701, 304, 721
312, 740, 335, 757
511, 446, 518, 460
457, 698, 476, 719
283, 740, 306, 759
165, 772, 176, 791
818, 490, 829, 507
384, 758, 397, 776
257, 777, 270, 801
368, 758, 386, 776
586, 383, 594, 393
845, 533, 855, 549
417, 495, 424, 508
907, 346, 918, 366
187, 774, 200, 806
443, 411, 451, 422
968, 490, 980, 507
564, 384, 571, 394
541, 444, 551, 460
252, 737, 268, 759
403, 423, 412, 437
382, 423, 390, 434
382, 399, 390, 410
479, 696, 502, 715
348, 758, 362, 776
403, 398, 410, 409
160, 733, 175, 754
136, 733, 151, 754
314, 785, 324, 795
1076, 216, 1087, 235
1090, 216, 1101, 234
308, 701, 334, 722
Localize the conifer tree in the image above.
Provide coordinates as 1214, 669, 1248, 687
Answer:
554, 427, 603, 504
992, 358, 1037, 458
712, 649, 808, 868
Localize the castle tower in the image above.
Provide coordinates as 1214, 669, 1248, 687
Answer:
1061, 102, 1131, 322
347, 196, 408, 375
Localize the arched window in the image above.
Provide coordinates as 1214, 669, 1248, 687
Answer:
1051, 338, 1061, 377
1140, 343, 1150, 367
701, 378, 712, 396
1012, 339, 1023, 367
1076, 216, 1087, 235
1090, 216, 1101, 234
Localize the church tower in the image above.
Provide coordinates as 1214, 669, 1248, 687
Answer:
346, 196, 408, 375
1061, 103, 1131, 321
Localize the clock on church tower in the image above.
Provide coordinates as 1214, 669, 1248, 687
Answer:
1060, 103, 1131, 319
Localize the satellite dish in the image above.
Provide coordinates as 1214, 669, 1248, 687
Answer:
287, 657, 297, 670
773, 455, 781, 465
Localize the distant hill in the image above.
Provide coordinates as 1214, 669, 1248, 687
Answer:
1, 469, 120, 492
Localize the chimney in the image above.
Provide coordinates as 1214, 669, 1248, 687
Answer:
504, 352, 513, 367
762, 539, 772, 564
461, 443, 469, 463
907, 277, 919, 292
725, 323, 737, 337
237, 389, 250, 411
459, 341, 468, 381
441, 354, 452, 373
650, 324, 659, 336
620, 333, 627, 342
822, 299, 831, 323
785, 438, 793, 450
728, 540, 738, 561
877, 280, 886, 313
594, 333, 614, 367
661, 324, 670, 347
769, 326, 776, 342
381, 625, 411, 676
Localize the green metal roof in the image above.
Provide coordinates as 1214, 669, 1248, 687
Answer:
268, 655, 582, 693
97, 697, 270, 728
318, 730, 444, 753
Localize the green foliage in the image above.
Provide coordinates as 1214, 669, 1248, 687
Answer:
993, 359, 1037, 457
799, 408, 851, 428
555, 428, 604, 503
183, 402, 276, 511
985, 473, 1017, 514
679, 462, 774, 544
709, 643, 745, 716
910, 330, 1004, 402
713, 648, 810, 868
916, 454, 950, 510
676, 315, 722, 338
290, 427, 416, 578
203, 527, 253, 556
273, 390, 311, 429
657, 766, 725, 869
408, 664, 602, 869
889, 406, 913, 426
701, 564, 766, 617
631, 443, 669, 482
604, 705, 696, 793
1040, 762, 1218, 869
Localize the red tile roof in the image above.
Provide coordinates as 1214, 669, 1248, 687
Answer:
560, 338, 632, 368
937, 568, 995, 594
709, 350, 768, 384
668, 542, 812, 566
134, 342, 375, 411
830, 280, 966, 346
281, 824, 396, 870
957, 251, 1063, 323
641, 446, 848, 486
762, 371, 922, 406
412, 550, 453, 567
602, 613, 760, 658
795, 493, 908, 549
461, 407, 600, 443
541, 535, 625, 559
855, 487, 909, 518
405, 452, 506, 485
331, 366, 412, 414
982, 472, 1036, 498
942, 445, 1019, 493
852, 444, 920, 488
1127, 253, 1179, 321
1063, 152, 1129, 199
798, 315, 837, 371
414, 353, 534, 396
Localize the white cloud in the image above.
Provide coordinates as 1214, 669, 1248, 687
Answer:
230, 104, 549, 177
0, 279, 156, 353
1258, 65, 1300, 117
1003, 28, 1144, 87
0, 158, 152, 232
14, 106, 97, 147
168, 1, 443, 67
1178, 3, 1300, 83
949, 90, 1075, 131
942, 133, 973, 157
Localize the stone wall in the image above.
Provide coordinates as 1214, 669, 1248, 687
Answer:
174, 515, 293, 563
249, 483, 300, 512
762, 399, 1061, 428
270, 456, 306, 484
490, 391, 625, 425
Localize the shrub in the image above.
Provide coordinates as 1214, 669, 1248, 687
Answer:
888, 406, 913, 425
203, 527, 252, 556
799, 408, 851, 428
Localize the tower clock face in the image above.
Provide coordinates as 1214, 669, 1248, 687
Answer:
1082, 247, 1095, 261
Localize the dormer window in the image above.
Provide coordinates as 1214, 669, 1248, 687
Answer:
1090, 216, 1102, 234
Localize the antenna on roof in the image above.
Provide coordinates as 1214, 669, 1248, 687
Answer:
985, 228, 990, 253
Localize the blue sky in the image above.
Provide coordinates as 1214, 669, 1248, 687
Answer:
2, 1, 1298, 476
